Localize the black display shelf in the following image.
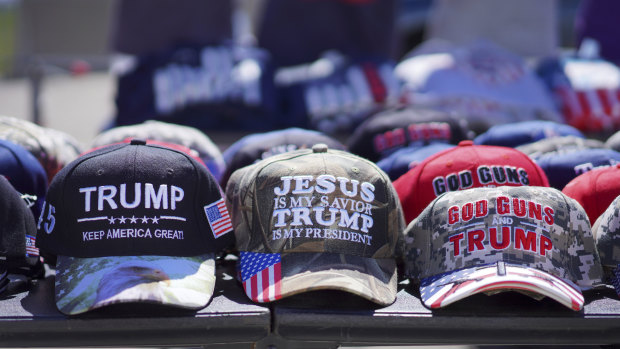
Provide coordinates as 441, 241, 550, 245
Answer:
0, 260, 270, 348
272, 282, 620, 347
3, 263, 620, 348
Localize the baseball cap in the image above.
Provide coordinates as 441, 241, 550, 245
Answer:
0, 139, 48, 220
473, 121, 584, 148
563, 165, 620, 225
220, 127, 346, 188
404, 186, 604, 311
593, 195, 620, 297
605, 130, 620, 152
533, 148, 620, 190
36, 139, 235, 315
393, 140, 550, 224
85, 139, 206, 167
346, 106, 473, 162
226, 143, 405, 305
0, 176, 42, 280
91, 120, 225, 182
0, 115, 82, 183
516, 136, 607, 159
376, 143, 454, 181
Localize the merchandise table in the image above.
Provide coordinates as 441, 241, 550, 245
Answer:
2, 261, 620, 348
0, 260, 270, 348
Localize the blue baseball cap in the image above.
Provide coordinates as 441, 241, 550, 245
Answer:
474, 121, 584, 148
534, 148, 620, 190
377, 143, 454, 181
0, 139, 48, 220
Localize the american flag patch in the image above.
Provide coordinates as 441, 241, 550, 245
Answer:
25, 235, 39, 258
204, 198, 233, 238
240, 251, 282, 303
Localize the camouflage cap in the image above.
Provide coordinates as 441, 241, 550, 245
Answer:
91, 120, 225, 182
0, 115, 83, 183
404, 186, 603, 311
592, 195, 620, 296
227, 143, 405, 305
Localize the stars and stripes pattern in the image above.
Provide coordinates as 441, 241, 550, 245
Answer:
555, 86, 620, 132
204, 198, 232, 238
420, 263, 584, 311
239, 251, 282, 303
25, 235, 39, 258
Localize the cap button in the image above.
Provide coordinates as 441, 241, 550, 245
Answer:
458, 140, 474, 147
130, 139, 147, 146
312, 143, 329, 153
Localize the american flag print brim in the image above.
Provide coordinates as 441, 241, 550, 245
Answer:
204, 198, 233, 238
420, 262, 584, 311
239, 251, 282, 303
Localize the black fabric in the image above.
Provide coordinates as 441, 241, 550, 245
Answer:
36, 142, 234, 258
0, 176, 42, 277
114, 43, 279, 132
110, 0, 233, 56
257, 0, 398, 67
346, 106, 474, 162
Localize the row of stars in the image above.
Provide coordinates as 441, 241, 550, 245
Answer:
108, 216, 161, 224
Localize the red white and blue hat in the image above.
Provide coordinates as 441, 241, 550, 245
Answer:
404, 186, 604, 311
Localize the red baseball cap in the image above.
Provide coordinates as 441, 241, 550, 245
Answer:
393, 140, 550, 223
562, 164, 620, 225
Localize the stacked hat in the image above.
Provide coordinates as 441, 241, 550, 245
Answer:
593, 195, 620, 296
0, 115, 82, 183
36, 140, 234, 315
0, 175, 42, 288
516, 136, 607, 159
404, 186, 604, 311
376, 143, 454, 181
563, 165, 620, 225
536, 54, 620, 133
533, 148, 620, 190
274, 51, 400, 134
220, 127, 345, 187
91, 120, 225, 182
605, 130, 620, 152
393, 140, 549, 223
0, 139, 48, 220
347, 106, 473, 162
226, 143, 405, 305
473, 120, 584, 148
86, 139, 206, 167
395, 40, 562, 133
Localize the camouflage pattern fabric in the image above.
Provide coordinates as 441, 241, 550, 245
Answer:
91, 120, 225, 182
404, 186, 604, 290
592, 194, 620, 293
227, 145, 405, 305
0, 116, 82, 183
227, 146, 404, 257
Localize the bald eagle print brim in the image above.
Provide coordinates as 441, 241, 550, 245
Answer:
54, 254, 216, 315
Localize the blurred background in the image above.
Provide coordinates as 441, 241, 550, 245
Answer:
0, 0, 582, 146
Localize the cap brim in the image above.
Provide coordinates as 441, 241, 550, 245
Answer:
54, 254, 216, 315
419, 262, 584, 311
239, 252, 396, 305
